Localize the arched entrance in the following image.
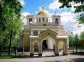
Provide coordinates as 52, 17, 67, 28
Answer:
58, 41, 64, 55
42, 40, 48, 50
42, 37, 55, 50
40, 29, 58, 56
34, 42, 39, 52
33, 41, 39, 56
42, 36, 56, 56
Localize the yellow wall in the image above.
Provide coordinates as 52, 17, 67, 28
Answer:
58, 41, 64, 50
23, 34, 30, 49
33, 31, 38, 36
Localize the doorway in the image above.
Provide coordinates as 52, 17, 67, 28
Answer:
42, 40, 48, 51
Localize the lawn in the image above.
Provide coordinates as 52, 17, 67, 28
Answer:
0, 53, 29, 59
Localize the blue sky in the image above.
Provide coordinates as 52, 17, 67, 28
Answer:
21, 0, 53, 14
20, 0, 84, 35
21, 0, 73, 15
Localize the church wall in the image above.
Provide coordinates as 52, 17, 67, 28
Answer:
23, 9, 69, 53
58, 41, 64, 50
23, 34, 30, 51
58, 39, 67, 50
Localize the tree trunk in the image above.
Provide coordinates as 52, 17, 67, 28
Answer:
76, 44, 77, 53
22, 35, 24, 54
0, 45, 2, 56
13, 46, 17, 56
8, 30, 12, 55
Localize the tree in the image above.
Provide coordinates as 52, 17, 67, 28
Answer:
80, 31, 84, 40
0, 0, 23, 55
80, 32, 84, 48
69, 35, 74, 48
74, 34, 79, 52
59, 0, 84, 23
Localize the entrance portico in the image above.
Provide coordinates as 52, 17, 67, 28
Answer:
29, 29, 68, 56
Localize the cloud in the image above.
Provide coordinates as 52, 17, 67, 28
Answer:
48, 0, 82, 12
73, 24, 84, 35
49, 0, 62, 10
60, 12, 84, 35
61, 12, 77, 23
21, 12, 31, 25
21, 12, 31, 16
19, 0, 25, 6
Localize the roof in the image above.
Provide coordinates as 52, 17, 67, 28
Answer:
37, 10, 49, 15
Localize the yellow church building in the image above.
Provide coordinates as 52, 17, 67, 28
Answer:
22, 7, 69, 56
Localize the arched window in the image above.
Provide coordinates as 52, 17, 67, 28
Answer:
43, 17, 45, 21
29, 18, 32, 22
55, 18, 59, 25
43, 24, 46, 26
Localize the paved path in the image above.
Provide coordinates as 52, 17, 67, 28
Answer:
0, 55, 84, 62
0, 51, 84, 62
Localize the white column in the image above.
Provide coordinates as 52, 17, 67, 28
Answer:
38, 31, 40, 36
48, 38, 53, 49
31, 30, 33, 36
45, 18, 46, 22
46, 18, 48, 22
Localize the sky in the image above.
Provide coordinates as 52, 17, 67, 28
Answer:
20, 0, 84, 35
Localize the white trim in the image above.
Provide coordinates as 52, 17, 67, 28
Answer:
29, 36, 39, 37
57, 36, 68, 38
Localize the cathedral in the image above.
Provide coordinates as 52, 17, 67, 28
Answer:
22, 7, 69, 56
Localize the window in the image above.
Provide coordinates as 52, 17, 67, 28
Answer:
43, 18, 45, 21
33, 31, 38, 36
29, 18, 32, 22
55, 18, 59, 25
43, 24, 46, 26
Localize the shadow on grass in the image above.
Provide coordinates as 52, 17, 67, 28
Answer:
0, 54, 30, 59
72, 58, 84, 62
0, 53, 68, 59
71, 52, 84, 56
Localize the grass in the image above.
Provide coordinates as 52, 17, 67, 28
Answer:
0, 53, 29, 59
0, 54, 12, 59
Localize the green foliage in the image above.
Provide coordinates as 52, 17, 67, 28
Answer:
80, 31, 84, 40
79, 14, 84, 23
59, 0, 84, 12
69, 35, 74, 47
69, 34, 80, 48
0, 0, 23, 47
74, 34, 79, 43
